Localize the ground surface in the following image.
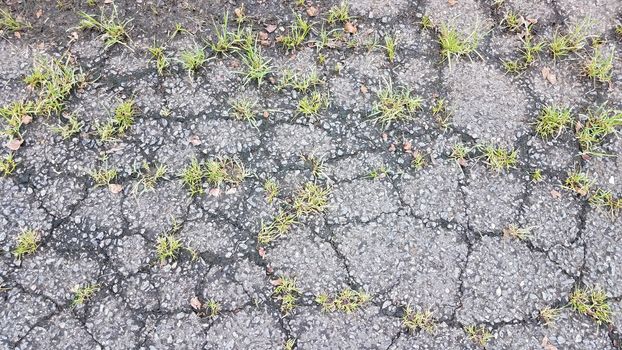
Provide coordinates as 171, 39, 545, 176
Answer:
1, 0, 622, 349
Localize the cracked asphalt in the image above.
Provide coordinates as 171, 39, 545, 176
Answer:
1, 0, 622, 349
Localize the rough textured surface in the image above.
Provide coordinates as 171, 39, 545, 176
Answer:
0, 0, 621, 349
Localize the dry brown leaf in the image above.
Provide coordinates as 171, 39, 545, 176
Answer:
104, 0, 113, 3
388, 144, 396, 152
21, 115, 32, 124
541, 336, 558, 350
448, 0, 458, 5
14, 31, 21, 39
263, 111, 270, 119
306, 6, 319, 17
458, 158, 467, 167
270, 278, 282, 286
108, 184, 123, 194
6, 139, 22, 151
189, 135, 202, 145
190, 296, 202, 310
258, 246, 266, 258
360, 85, 368, 94
344, 21, 357, 34
550, 190, 562, 199
36, 8, 44, 18
382, 133, 388, 142
208, 188, 221, 197
403, 140, 412, 152
265, 24, 277, 33
258, 31, 269, 41
541, 67, 557, 85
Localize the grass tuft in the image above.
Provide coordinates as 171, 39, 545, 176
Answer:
230, 98, 259, 126
52, 113, 83, 139
180, 158, 205, 196
156, 232, 183, 265
315, 288, 370, 313
535, 105, 572, 139
327, 2, 351, 24
480, 144, 518, 171
402, 306, 436, 334
148, 44, 169, 75
89, 165, 118, 187
438, 24, 481, 66
589, 188, 622, 217
258, 210, 298, 245
13, 229, 41, 260
297, 91, 329, 117
549, 18, 593, 59
583, 48, 614, 83
384, 35, 398, 62
369, 81, 422, 128
569, 287, 612, 325
0, 8, 30, 32
293, 182, 330, 217
132, 162, 167, 196
563, 171, 593, 196
0, 154, 17, 176
279, 13, 312, 50
240, 42, 272, 86
263, 178, 279, 203
179, 46, 208, 74
78, 5, 131, 49
465, 325, 493, 347
576, 106, 622, 155
71, 283, 99, 307
273, 276, 300, 315
502, 224, 532, 240
539, 306, 561, 327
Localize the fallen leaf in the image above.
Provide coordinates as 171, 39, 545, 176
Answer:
270, 278, 282, 286
14, 31, 21, 39
541, 67, 557, 85
541, 336, 558, 350
306, 6, 318, 17
458, 158, 467, 167
448, 0, 457, 5
208, 188, 221, 197
21, 115, 32, 124
581, 153, 591, 161
265, 24, 277, 33
381, 133, 388, 142
104, 0, 113, 3
189, 135, 202, 145
190, 296, 202, 310
258, 246, 266, 258
360, 85, 368, 94
263, 111, 269, 119
550, 190, 561, 199
108, 184, 123, 194
403, 140, 412, 152
344, 21, 357, 34
258, 31, 269, 41
6, 139, 22, 151
36, 9, 43, 18
388, 144, 396, 152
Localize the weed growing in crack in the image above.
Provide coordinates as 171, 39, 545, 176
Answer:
384, 34, 398, 63
589, 188, 622, 218
279, 13, 312, 50
156, 234, 183, 265
240, 42, 272, 86
0, 154, 17, 176
0, 101, 35, 140
502, 224, 532, 240
539, 306, 561, 327
132, 162, 167, 196
51, 113, 83, 139
297, 91, 329, 117
301, 154, 327, 179
315, 288, 370, 313
0, 8, 30, 32
293, 182, 330, 217
502, 11, 521, 32
13, 229, 40, 260
97, 99, 138, 140
368, 165, 389, 180
549, 18, 593, 59
465, 325, 493, 347
258, 210, 298, 245
284, 338, 296, 350
535, 105, 573, 139
438, 24, 482, 66
263, 178, 279, 204
148, 44, 170, 75
179, 45, 208, 74
569, 286, 612, 325
402, 306, 436, 334
369, 81, 422, 128
273, 276, 300, 315
431, 97, 451, 129
89, 165, 118, 187
230, 98, 258, 126
480, 144, 518, 171
327, 2, 351, 24
563, 171, 593, 197
25, 55, 83, 117
205, 299, 221, 317
411, 151, 427, 171
78, 5, 132, 49
420, 15, 434, 30
531, 168, 543, 182
180, 158, 204, 196
451, 143, 470, 166
278, 69, 323, 93
576, 105, 622, 155
583, 47, 614, 83
210, 11, 240, 55
71, 283, 99, 307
